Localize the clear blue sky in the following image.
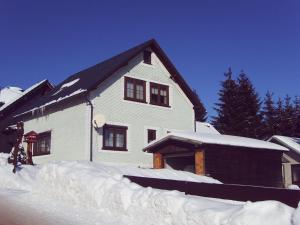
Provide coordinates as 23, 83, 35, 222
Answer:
1, 0, 299, 120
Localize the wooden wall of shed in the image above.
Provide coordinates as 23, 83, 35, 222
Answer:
204, 146, 283, 187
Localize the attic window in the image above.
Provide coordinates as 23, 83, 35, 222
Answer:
124, 77, 146, 103
143, 50, 152, 65
150, 82, 169, 107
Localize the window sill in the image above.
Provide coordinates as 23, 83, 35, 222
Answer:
33, 152, 51, 156
149, 102, 171, 108
124, 97, 147, 104
102, 147, 128, 152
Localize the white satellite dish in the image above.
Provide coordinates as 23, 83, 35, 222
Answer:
93, 114, 106, 128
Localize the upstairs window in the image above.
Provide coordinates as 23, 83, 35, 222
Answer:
147, 129, 156, 143
33, 131, 51, 156
143, 50, 152, 65
150, 82, 169, 107
103, 124, 127, 151
124, 77, 146, 103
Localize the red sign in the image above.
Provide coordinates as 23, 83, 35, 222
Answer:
24, 131, 38, 143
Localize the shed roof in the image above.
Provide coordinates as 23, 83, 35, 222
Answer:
144, 131, 288, 152
269, 135, 300, 154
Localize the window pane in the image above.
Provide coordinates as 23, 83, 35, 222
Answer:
126, 82, 134, 98
136, 84, 144, 100
105, 130, 114, 147
116, 133, 125, 148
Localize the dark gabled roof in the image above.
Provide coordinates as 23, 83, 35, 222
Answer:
16, 39, 203, 117
0, 80, 53, 117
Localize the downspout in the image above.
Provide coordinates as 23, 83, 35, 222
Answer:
86, 95, 94, 162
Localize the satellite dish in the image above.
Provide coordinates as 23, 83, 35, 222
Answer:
93, 114, 106, 128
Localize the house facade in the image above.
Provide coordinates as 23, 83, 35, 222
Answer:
0, 80, 53, 153
268, 135, 300, 187
16, 40, 202, 167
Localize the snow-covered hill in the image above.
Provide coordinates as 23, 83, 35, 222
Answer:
0, 153, 298, 225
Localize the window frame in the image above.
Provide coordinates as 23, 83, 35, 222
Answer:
33, 131, 51, 156
143, 50, 152, 65
124, 77, 146, 103
102, 124, 128, 151
149, 82, 170, 107
147, 129, 157, 143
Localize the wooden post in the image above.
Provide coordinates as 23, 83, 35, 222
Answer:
26, 142, 33, 165
195, 150, 205, 175
153, 153, 164, 169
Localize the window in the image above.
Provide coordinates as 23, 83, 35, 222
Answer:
292, 164, 300, 185
147, 129, 156, 143
33, 131, 51, 156
143, 50, 152, 65
150, 82, 169, 107
103, 124, 127, 151
124, 77, 146, 103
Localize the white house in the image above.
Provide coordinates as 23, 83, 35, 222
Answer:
268, 135, 300, 187
14, 39, 204, 167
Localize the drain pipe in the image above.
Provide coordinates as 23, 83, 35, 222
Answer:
86, 96, 94, 162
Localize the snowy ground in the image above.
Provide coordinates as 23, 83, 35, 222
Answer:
0, 153, 299, 225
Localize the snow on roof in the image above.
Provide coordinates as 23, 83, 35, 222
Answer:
145, 131, 288, 151
0, 86, 23, 111
52, 78, 80, 95
196, 122, 220, 134
0, 80, 48, 112
269, 135, 300, 154
14, 88, 86, 117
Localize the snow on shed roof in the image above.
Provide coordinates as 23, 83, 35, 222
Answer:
269, 135, 300, 154
196, 122, 220, 134
144, 131, 288, 152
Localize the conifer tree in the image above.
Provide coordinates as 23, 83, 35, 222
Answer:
212, 68, 240, 135
193, 89, 207, 122
281, 95, 295, 136
235, 71, 263, 138
294, 96, 300, 137
262, 91, 277, 138
275, 97, 285, 135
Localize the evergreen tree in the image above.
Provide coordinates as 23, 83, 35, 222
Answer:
294, 96, 300, 137
275, 97, 285, 135
235, 71, 263, 138
212, 68, 240, 135
193, 89, 207, 122
262, 91, 277, 138
281, 95, 295, 136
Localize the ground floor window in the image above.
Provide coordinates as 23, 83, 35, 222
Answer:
103, 124, 127, 151
33, 131, 51, 156
292, 164, 300, 185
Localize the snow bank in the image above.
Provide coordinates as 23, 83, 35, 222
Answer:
0, 153, 296, 225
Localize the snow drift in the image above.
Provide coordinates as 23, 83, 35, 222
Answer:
0, 153, 298, 225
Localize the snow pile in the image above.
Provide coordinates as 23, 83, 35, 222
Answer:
0, 153, 297, 225
196, 122, 220, 134
288, 184, 300, 190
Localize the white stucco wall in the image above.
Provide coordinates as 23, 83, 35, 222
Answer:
23, 101, 89, 164
90, 49, 195, 167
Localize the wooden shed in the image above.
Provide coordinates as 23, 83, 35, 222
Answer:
144, 132, 288, 187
